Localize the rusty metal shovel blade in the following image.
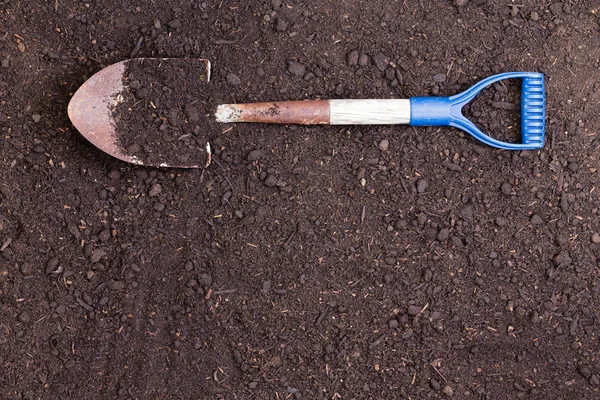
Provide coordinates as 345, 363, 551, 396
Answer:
67, 58, 211, 168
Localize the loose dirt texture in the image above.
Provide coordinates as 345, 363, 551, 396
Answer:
114, 58, 211, 167
2, 1, 600, 399
465, 78, 522, 144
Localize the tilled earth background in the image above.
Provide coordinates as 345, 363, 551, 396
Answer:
2, 1, 600, 399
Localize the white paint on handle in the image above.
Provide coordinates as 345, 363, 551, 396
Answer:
329, 99, 410, 125
215, 104, 240, 123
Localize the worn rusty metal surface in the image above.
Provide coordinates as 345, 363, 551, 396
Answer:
67, 60, 136, 164
215, 100, 330, 124
67, 58, 211, 168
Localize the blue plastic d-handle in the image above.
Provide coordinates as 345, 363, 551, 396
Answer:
410, 72, 545, 150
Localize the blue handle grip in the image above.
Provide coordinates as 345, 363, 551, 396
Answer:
410, 72, 545, 150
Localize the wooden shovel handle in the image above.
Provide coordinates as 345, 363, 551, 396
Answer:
215, 99, 411, 125
215, 100, 330, 125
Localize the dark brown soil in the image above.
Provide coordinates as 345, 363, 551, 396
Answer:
464, 78, 522, 143
2, 1, 600, 399
114, 58, 211, 167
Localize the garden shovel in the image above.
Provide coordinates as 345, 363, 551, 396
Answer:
68, 58, 545, 168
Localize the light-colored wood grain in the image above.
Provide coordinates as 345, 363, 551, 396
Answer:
329, 99, 410, 125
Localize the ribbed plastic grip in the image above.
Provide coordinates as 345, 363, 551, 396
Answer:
410, 72, 546, 150
521, 75, 545, 147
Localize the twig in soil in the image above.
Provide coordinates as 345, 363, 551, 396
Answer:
210, 157, 234, 193
360, 205, 366, 224
214, 39, 237, 45
284, 232, 296, 246
431, 362, 448, 383
399, 176, 410, 195
446, 59, 454, 77
315, 305, 330, 325
349, 276, 366, 287
242, 194, 263, 205
369, 334, 386, 350
432, 129, 443, 143
0, 238, 12, 251
76, 296, 93, 312
129, 36, 144, 58
213, 289, 237, 295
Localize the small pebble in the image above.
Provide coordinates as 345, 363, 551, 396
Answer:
108, 280, 125, 291
385, 68, 396, 81
591, 233, 600, 244
417, 179, 428, 194
90, 249, 106, 263
407, 305, 421, 316
453, 0, 469, 7
184, 104, 201, 123
275, 16, 288, 31
437, 228, 450, 241
46, 257, 59, 274
373, 52, 389, 72
501, 182, 512, 196
247, 149, 265, 161
442, 385, 454, 396
553, 250, 572, 267
149, 184, 162, 197
549, 3, 562, 15
168, 19, 182, 29
347, 50, 359, 66
578, 365, 592, 379
288, 61, 306, 77
358, 54, 369, 66
378, 139, 389, 152
264, 175, 278, 188
433, 73, 446, 83
530, 214, 543, 225
226, 73, 241, 86
19, 312, 31, 323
